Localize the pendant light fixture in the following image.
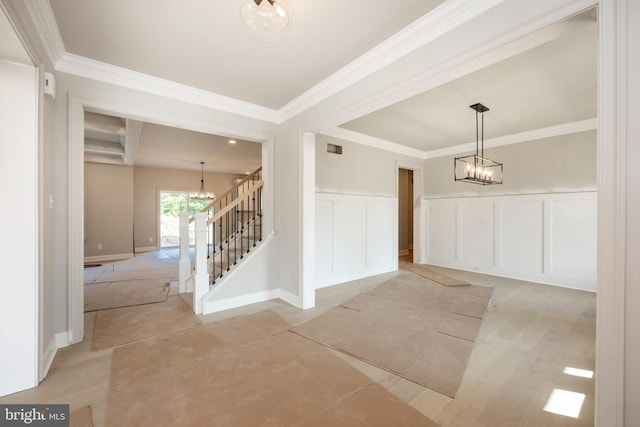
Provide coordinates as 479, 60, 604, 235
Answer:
190, 162, 215, 200
241, 0, 289, 33
454, 103, 503, 185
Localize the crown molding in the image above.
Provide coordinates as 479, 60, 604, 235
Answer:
22, 0, 65, 65
424, 117, 597, 159
322, 118, 596, 161
278, 0, 506, 122
321, 127, 427, 159
56, 53, 280, 124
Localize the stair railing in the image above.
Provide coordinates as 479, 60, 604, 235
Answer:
179, 167, 263, 313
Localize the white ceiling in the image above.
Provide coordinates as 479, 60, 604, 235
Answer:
134, 123, 262, 175
339, 11, 597, 151
49, 0, 445, 109
45, 1, 597, 169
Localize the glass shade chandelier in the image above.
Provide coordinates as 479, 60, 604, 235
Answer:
241, 0, 289, 33
190, 162, 215, 200
454, 103, 503, 185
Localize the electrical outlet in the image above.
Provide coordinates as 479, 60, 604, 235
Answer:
149, 237, 153, 243
97, 243, 102, 250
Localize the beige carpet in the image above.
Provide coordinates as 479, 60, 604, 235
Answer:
292, 273, 492, 397
399, 260, 470, 287
84, 277, 171, 312
106, 311, 439, 427
92, 296, 200, 351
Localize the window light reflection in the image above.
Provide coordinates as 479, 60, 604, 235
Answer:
543, 388, 585, 418
563, 367, 594, 379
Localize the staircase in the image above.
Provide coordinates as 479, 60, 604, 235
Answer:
178, 167, 264, 313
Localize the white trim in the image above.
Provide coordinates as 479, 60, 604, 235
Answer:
68, 94, 84, 345
279, 0, 506, 121
322, 127, 426, 159
57, 54, 279, 123
424, 118, 598, 159
300, 132, 316, 309
322, 119, 596, 160
316, 265, 397, 289
314, 193, 398, 289
40, 336, 56, 381
203, 289, 281, 314
67, 92, 276, 346
423, 192, 597, 292
595, 0, 626, 425
23, 0, 65, 65
83, 253, 134, 263
135, 246, 158, 253
275, 288, 301, 308
55, 331, 69, 348
199, 287, 301, 315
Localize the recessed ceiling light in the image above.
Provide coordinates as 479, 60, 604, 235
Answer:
245, 171, 250, 175
228, 139, 236, 144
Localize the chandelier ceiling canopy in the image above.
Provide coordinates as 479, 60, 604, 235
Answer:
241, 0, 289, 34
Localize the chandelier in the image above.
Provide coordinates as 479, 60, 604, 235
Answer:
454, 103, 503, 185
241, 0, 289, 33
190, 162, 215, 200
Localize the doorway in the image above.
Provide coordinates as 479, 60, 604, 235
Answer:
159, 191, 211, 247
398, 168, 414, 260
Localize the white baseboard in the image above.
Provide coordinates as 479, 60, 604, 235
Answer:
135, 246, 158, 253
40, 337, 57, 381
55, 331, 69, 348
201, 287, 302, 315
316, 263, 397, 289
203, 289, 278, 314
275, 288, 301, 308
84, 253, 134, 263
40, 332, 69, 381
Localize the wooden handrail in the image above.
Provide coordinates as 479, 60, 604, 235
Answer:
188, 166, 262, 224
207, 180, 263, 227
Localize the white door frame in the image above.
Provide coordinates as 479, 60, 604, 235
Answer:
67, 93, 274, 344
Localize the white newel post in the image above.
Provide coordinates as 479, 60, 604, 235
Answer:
178, 212, 191, 293
193, 212, 209, 314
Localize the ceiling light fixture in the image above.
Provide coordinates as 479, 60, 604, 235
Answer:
228, 139, 237, 144
454, 103, 503, 185
190, 162, 216, 200
241, 0, 289, 33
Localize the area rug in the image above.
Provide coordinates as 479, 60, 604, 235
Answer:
92, 296, 200, 351
84, 277, 171, 312
106, 311, 439, 427
292, 273, 493, 397
399, 260, 470, 287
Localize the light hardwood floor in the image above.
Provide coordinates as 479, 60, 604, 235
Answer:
0, 251, 595, 426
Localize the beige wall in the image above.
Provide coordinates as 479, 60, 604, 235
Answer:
133, 166, 247, 250
315, 135, 420, 196
423, 130, 597, 197
84, 163, 134, 258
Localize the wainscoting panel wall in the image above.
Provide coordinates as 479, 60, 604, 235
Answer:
315, 193, 397, 288
423, 192, 596, 291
